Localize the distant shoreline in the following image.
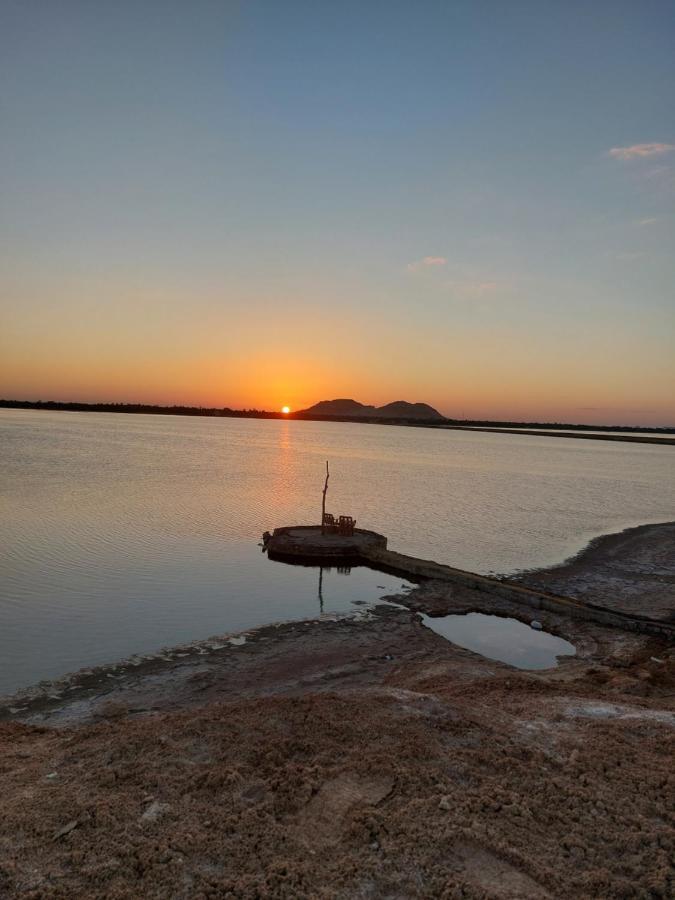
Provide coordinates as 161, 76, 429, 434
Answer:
438, 425, 675, 446
2, 399, 673, 444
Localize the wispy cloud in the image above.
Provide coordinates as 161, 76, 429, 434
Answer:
635, 217, 658, 227
608, 143, 674, 161
406, 256, 447, 272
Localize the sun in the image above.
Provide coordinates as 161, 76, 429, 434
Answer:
281, 406, 291, 414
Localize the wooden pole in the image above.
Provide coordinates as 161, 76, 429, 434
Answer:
321, 460, 329, 534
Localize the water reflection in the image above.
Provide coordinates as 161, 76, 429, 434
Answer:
421, 612, 576, 670
316, 564, 353, 614
268, 419, 294, 520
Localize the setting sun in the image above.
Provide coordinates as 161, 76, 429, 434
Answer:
281, 406, 291, 414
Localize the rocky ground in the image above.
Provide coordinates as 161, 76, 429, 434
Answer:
1, 523, 674, 899
515, 522, 675, 622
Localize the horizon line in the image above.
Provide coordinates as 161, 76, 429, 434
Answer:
1, 398, 673, 433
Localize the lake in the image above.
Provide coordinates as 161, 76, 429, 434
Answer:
1, 409, 674, 694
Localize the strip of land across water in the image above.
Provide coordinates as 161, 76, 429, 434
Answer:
439, 425, 675, 445
3, 399, 674, 445
1, 522, 673, 898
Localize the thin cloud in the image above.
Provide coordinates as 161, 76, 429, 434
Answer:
608, 143, 674, 161
406, 256, 447, 272
635, 217, 658, 226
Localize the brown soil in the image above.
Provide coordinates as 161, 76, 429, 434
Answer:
1, 525, 674, 899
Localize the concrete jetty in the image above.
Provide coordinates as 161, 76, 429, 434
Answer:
264, 525, 675, 639
264, 525, 386, 562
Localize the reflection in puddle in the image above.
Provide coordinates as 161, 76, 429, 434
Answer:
421, 612, 575, 670
267, 558, 413, 620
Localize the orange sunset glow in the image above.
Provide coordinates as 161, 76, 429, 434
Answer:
2, 6, 675, 894
1, 2, 673, 430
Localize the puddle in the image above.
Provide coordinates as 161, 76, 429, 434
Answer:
421, 612, 575, 670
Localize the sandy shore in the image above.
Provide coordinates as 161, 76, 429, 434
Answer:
1, 523, 674, 898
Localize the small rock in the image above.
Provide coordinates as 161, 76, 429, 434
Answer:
45, 772, 58, 780
530, 620, 543, 631
52, 820, 79, 841
228, 636, 247, 646
650, 657, 664, 664
438, 796, 452, 811
141, 800, 170, 822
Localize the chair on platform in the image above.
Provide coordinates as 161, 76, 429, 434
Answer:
322, 512, 337, 533
337, 515, 355, 536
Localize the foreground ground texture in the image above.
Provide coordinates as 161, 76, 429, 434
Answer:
1, 524, 674, 899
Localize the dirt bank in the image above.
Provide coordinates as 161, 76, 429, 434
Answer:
1, 524, 674, 898
515, 521, 675, 622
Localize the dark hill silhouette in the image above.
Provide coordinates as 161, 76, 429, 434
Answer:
377, 401, 444, 420
302, 399, 376, 417
300, 398, 444, 420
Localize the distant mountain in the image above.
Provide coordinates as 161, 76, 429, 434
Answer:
376, 401, 444, 420
300, 399, 444, 420
302, 399, 376, 417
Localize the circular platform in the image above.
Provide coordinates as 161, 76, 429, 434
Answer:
264, 525, 387, 563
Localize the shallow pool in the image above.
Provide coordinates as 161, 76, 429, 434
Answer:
421, 612, 576, 670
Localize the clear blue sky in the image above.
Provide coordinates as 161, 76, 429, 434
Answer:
1, 1, 674, 424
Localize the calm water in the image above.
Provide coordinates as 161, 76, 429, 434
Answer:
2, 409, 674, 694
422, 613, 576, 670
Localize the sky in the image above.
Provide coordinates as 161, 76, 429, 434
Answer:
1, 1, 674, 426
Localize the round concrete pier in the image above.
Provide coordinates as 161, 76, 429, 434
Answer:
265, 525, 387, 563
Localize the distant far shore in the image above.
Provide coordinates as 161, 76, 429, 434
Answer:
2, 399, 674, 443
